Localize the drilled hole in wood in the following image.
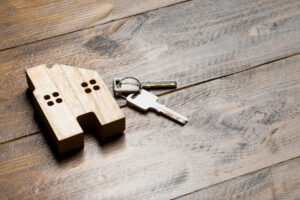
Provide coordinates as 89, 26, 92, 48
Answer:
90, 79, 96, 84
52, 92, 59, 97
85, 88, 92, 93
93, 85, 100, 90
81, 82, 88, 87
47, 101, 54, 106
56, 98, 63, 103
44, 95, 50, 100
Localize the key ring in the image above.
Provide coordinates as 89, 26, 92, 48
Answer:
117, 77, 142, 94
116, 77, 142, 105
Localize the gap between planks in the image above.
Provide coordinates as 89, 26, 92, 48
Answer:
1, 50, 300, 146
158, 51, 300, 97
0, 0, 191, 53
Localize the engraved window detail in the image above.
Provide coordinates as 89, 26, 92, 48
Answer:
44, 91, 63, 106
93, 85, 100, 90
81, 82, 88, 87
44, 95, 50, 100
81, 79, 100, 93
47, 101, 54, 106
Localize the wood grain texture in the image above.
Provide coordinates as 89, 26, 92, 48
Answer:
1, 0, 300, 143
176, 157, 300, 200
26, 64, 125, 153
0, 53, 299, 199
0, 0, 187, 50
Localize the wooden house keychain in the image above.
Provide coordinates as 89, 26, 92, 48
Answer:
26, 64, 125, 154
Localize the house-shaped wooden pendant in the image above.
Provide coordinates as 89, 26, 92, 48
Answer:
26, 64, 125, 153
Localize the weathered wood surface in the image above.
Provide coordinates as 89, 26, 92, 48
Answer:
1, 0, 300, 143
0, 53, 299, 199
0, 0, 187, 50
176, 157, 300, 200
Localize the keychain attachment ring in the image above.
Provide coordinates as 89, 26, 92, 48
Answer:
117, 77, 142, 94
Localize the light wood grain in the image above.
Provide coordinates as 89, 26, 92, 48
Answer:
0, 0, 187, 50
176, 157, 300, 200
1, 0, 300, 143
26, 64, 125, 153
0, 53, 299, 199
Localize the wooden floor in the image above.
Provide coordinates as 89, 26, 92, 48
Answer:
0, 0, 300, 199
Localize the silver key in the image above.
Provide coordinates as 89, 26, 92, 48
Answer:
113, 77, 177, 96
126, 89, 188, 125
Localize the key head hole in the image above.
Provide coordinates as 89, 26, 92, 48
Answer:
130, 93, 139, 99
115, 80, 121, 87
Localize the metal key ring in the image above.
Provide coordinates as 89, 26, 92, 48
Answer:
118, 77, 142, 94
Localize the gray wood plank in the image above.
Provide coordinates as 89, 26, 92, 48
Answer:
0, 53, 299, 199
1, 0, 300, 142
176, 157, 300, 200
0, 0, 187, 50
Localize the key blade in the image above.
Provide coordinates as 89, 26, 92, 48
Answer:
126, 89, 188, 125
155, 103, 188, 125
141, 81, 177, 89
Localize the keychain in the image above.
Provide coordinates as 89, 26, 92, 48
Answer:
113, 77, 188, 125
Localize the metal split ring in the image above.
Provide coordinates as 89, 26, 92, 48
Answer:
117, 77, 142, 94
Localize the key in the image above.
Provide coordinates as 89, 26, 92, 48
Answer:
126, 89, 188, 125
113, 77, 177, 96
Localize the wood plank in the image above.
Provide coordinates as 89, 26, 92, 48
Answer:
176, 157, 300, 200
0, 53, 299, 199
1, 0, 300, 142
0, 0, 187, 50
